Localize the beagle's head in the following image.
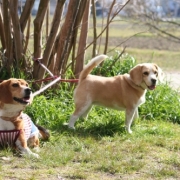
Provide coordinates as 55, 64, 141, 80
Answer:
0, 78, 33, 105
129, 63, 163, 90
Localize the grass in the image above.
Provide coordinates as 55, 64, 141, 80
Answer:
1, 119, 180, 179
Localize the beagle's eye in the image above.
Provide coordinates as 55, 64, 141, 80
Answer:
143, 72, 149, 76
154, 71, 158, 75
12, 83, 19, 87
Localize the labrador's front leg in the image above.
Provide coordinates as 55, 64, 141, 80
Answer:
125, 108, 137, 134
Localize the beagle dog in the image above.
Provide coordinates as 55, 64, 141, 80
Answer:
0, 78, 49, 158
66, 54, 163, 133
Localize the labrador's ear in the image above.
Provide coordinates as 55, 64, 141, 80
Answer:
0, 80, 13, 103
129, 64, 143, 85
153, 64, 164, 82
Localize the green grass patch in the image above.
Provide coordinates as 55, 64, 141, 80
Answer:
1, 120, 180, 179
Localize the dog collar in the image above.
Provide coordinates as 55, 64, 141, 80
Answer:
0, 112, 22, 122
125, 74, 146, 91
138, 84, 146, 90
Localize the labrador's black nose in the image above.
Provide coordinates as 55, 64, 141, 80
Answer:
151, 79, 156, 85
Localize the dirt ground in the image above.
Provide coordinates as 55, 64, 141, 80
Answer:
164, 71, 180, 90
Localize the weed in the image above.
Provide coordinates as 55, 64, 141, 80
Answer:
139, 83, 180, 123
92, 51, 136, 76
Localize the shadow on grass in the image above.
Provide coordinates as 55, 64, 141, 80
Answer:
53, 118, 127, 139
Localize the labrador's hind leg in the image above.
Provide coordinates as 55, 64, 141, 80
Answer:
68, 102, 92, 129
82, 106, 92, 119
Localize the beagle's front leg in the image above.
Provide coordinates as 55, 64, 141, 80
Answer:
125, 107, 138, 134
16, 132, 39, 158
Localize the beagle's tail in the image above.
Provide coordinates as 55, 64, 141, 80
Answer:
79, 54, 108, 82
36, 124, 50, 140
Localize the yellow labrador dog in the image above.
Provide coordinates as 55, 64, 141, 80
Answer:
67, 55, 163, 133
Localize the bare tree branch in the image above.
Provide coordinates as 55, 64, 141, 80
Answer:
9, 0, 23, 61
75, 0, 91, 78
0, 8, 6, 50
92, 0, 97, 57
20, 0, 35, 32
104, 0, 116, 54
33, 0, 49, 78
84, 0, 131, 53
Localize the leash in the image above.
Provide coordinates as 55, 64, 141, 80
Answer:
33, 57, 78, 83
33, 77, 79, 83
34, 57, 54, 77
32, 57, 78, 97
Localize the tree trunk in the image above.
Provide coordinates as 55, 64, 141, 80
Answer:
54, 0, 82, 76
20, 0, 35, 32
71, 0, 88, 62
2, 0, 13, 74
9, 0, 23, 62
0, 8, 6, 50
33, 0, 49, 78
104, 0, 116, 54
91, 0, 97, 57
23, 16, 31, 55
74, 0, 91, 78
38, 0, 65, 80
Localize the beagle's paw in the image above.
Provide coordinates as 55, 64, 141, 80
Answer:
21, 152, 39, 158
31, 153, 39, 158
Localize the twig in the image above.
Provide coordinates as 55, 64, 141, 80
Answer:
107, 46, 126, 71
107, 29, 150, 53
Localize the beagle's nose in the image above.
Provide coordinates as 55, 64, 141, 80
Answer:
25, 88, 32, 95
151, 79, 156, 85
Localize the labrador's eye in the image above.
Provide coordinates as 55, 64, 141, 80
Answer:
12, 83, 19, 87
143, 72, 149, 76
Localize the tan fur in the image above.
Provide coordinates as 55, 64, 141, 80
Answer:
0, 79, 30, 104
67, 55, 163, 133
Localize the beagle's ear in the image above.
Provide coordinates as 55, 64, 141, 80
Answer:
153, 64, 164, 82
0, 80, 13, 103
129, 64, 143, 85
